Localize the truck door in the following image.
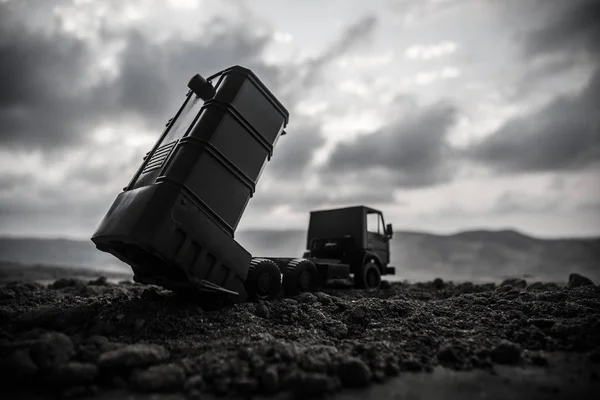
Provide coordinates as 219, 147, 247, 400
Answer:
366, 211, 390, 265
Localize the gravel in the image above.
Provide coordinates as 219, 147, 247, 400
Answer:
0, 275, 599, 398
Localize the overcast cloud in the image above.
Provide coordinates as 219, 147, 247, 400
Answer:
0, 0, 599, 238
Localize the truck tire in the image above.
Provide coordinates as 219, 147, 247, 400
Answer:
283, 259, 318, 296
245, 258, 282, 301
355, 259, 381, 289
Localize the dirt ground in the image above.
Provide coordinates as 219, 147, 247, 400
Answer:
1, 276, 599, 399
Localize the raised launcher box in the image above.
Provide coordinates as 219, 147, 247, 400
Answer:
91, 66, 289, 302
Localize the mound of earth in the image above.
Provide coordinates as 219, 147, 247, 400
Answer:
0, 277, 599, 399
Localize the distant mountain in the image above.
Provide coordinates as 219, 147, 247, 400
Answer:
391, 230, 600, 282
0, 237, 126, 272
0, 229, 598, 283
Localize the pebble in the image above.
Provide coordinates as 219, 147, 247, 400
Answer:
324, 320, 349, 339
130, 363, 186, 392
98, 344, 170, 370
500, 279, 527, 289
255, 303, 271, 319
568, 273, 595, 288
315, 292, 333, 305
432, 278, 445, 290
295, 292, 317, 304
349, 305, 370, 324
339, 357, 372, 387
29, 331, 76, 370
184, 374, 205, 392
588, 350, 600, 363
47, 361, 98, 387
526, 282, 545, 291
490, 340, 522, 364
1, 349, 38, 380
288, 371, 331, 396
437, 343, 463, 363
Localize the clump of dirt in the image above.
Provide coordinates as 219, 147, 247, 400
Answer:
0, 276, 599, 399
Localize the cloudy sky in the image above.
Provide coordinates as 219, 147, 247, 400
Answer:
0, 0, 598, 239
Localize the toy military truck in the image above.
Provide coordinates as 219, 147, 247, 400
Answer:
91, 65, 396, 303
300, 206, 395, 289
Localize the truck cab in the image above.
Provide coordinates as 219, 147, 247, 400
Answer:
302, 205, 395, 288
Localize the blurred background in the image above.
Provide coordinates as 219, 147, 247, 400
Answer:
0, 0, 598, 283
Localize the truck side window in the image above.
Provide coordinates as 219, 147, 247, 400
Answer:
378, 214, 385, 235
367, 212, 379, 234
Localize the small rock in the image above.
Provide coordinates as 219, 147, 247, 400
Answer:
400, 358, 423, 372
385, 359, 400, 376
589, 350, 600, 363
98, 344, 170, 370
288, 371, 331, 396
432, 278, 445, 290
315, 292, 333, 305
234, 377, 258, 393
526, 282, 545, 291
437, 343, 463, 363
184, 374, 205, 392
5, 282, 43, 294
47, 362, 98, 387
500, 278, 527, 289
261, 366, 279, 394
0, 349, 38, 380
568, 273, 594, 288
528, 318, 556, 329
372, 369, 386, 382
324, 320, 349, 339
490, 340, 521, 365
250, 332, 275, 342
339, 357, 372, 388
29, 331, 76, 370
255, 303, 270, 319
349, 305, 370, 324
87, 335, 110, 347
296, 292, 317, 303
130, 363, 186, 392
281, 298, 298, 306
178, 358, 199, 376
530, 353, 549, 366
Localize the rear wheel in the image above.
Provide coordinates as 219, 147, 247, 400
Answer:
355, 259, 381, 289
245, 258, 282, 300
283, 259, 318, 296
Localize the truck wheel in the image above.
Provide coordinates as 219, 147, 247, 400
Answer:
245, 258, 282, 301
283, 259, 318, 296
355, 259, 381, 289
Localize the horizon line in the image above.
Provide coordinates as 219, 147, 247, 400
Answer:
0, 227, 599, 242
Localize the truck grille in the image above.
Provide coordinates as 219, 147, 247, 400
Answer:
142, 141, 176, 174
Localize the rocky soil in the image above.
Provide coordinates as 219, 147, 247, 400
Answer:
0, 274, 599, 399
